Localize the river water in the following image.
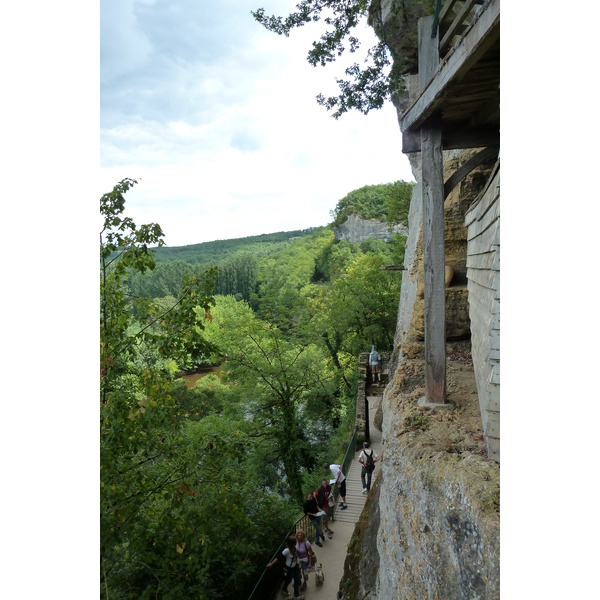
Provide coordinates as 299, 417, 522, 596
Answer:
179, 366, 220, 389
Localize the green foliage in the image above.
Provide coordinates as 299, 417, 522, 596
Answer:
404, 411, 429, 431
252, 1, 437, 118
254, 227, 335, 326
213, 251, 258, 302
252, 0, 390, 119
100, 178, 410, 599
168, 374, 232, 421
307, 249, 401, 361
101, 182, 300, 600
204, 296, 336, 505
151, 229, 317, 265
129, 259, 198, 299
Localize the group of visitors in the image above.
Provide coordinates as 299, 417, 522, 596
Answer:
267, 454, 380, 598
266, 345, 383, 598
266, 529, 315, 599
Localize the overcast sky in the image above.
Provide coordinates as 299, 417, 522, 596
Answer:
100, 0, 415, 247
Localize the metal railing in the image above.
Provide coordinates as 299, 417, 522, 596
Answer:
246, 512, 317, 600
246, 427, 358, 600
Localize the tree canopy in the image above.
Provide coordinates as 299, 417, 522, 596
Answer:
330, 180, 414, 227
100, 177, 408, 598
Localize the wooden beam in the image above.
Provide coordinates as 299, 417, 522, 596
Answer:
422, 114, 447, 403
400, 0, 500, 133
402, 131, 421, 153
380, 265, 407, 271
439, 0, 461, 29
443, 145, 499, 198
419, 17, 446, 404
440, 0, 481, 53
419, 17, 439, 92
403, 126, 499, 153
439, 0, 487, 33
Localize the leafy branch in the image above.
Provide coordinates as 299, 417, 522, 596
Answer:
252, 0, 392, 119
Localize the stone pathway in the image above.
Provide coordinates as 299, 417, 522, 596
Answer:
298, 393, 383, 600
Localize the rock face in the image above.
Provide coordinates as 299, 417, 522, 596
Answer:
346, 5, 502, 597
376, 356, 500, 600
370, 145, 499, 598
397, 148, 492, 352
334, 214, 407, 244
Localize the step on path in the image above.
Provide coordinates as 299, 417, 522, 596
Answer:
300, 393, 383, 599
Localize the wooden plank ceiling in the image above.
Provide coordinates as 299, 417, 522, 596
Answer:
401, 0, 500, 153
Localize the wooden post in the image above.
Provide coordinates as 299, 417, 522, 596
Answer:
419, 17, 446, 403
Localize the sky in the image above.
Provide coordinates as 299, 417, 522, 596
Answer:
100, 0, 415, 247
4, 2, 600, 596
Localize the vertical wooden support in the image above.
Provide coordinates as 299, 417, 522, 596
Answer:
419, 17, 446, 403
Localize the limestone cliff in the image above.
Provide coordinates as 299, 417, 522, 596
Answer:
346, 147, 501, 599
334, 214, 408, 244
340, 2, 501, 599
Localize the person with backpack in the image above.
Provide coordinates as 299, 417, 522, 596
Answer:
358, 441, 379, 493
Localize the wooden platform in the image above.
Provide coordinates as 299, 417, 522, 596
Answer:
332, 394, 383, 525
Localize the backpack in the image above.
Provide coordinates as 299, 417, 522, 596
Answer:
364, 450, 375, 473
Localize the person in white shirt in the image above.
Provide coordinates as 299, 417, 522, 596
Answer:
267, 536, 304, 599
323, 462, 347, 510
358, 441, 379, 493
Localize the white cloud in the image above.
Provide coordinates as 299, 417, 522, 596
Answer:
100, 0, 415, 246
100, 0, 153, 83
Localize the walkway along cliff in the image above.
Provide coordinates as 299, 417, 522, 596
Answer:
342, 2, 500, 599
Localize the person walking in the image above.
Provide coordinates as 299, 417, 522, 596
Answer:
267, 536, 304, 599
314, 479, 334, 538
324, 462, 347, 510
295, 529, 314, 591
358, 441, 379, 493
303, 490, 325, 546
369, 344, 381, 383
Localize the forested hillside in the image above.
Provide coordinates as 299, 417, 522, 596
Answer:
100, 177, 410, 599
152, 228, 317, 265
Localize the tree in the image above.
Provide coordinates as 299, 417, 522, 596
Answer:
252, 1, 434, 118
205, 296, 335, 505
100, 180, 219, 597
254, 228, 334, 327
128, 259, 198, 299
252, 0, 390, 119
330, 180, 415, 227
306, 248, 402, 380
214, 252, 259, 301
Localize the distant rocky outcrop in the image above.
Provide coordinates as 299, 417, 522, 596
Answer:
334, 214, 407, 244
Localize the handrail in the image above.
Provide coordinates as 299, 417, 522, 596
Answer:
247, 512, 317, 600
246, 427, 358, 600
